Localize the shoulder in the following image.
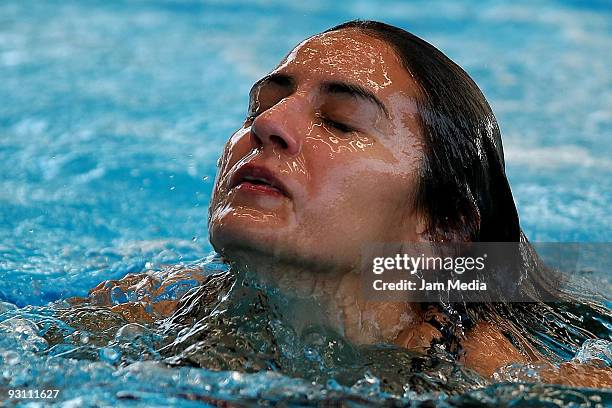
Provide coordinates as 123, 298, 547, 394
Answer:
66, 254, 231, 321
459, 321, 528, 377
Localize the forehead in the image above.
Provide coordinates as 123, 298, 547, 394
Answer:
275, 29, 414, 95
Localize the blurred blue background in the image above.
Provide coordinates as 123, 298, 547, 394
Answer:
0, 0, 610, 306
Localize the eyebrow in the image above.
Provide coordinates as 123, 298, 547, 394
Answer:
249, 73, 295, 99
321, 80, 389, 118
249, 73, 390, 118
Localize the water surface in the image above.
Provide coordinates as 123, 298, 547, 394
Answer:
0, 0, 610, 406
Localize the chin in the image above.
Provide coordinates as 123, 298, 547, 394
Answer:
208, 211, 288, 258
210, 223, 352, 277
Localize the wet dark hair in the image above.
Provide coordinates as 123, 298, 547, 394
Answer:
325, 20, 608, 359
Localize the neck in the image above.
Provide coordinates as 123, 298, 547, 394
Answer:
225, 251, 424, 345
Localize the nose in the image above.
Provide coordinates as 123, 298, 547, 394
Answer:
250, 97, 304, 156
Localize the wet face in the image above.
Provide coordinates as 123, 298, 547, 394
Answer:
209, 29, 425, 273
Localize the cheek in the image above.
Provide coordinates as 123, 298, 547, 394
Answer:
212, 128, 254, 197
303, 154, 419, 225
294, 165, 419, 259
299, 128, 422, 232
274, 126, 381, 191
219, 128, 252, 174
304, 125, 376, 157
300, 128, 416, 200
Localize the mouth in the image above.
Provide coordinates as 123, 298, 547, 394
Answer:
229, 164, 290, 198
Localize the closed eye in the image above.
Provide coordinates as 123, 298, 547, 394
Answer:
246, 111, 355, 134
245, 111, 259, 123
322, 118, 354, 133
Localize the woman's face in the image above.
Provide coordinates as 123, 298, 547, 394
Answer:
209, 29, 425, 272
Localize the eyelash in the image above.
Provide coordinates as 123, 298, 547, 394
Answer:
245, 111, 354, 134
322, 118, 354, 133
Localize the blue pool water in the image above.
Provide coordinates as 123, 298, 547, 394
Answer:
0, 0, 611, 406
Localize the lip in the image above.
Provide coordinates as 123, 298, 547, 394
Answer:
229, 163, 290, 198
